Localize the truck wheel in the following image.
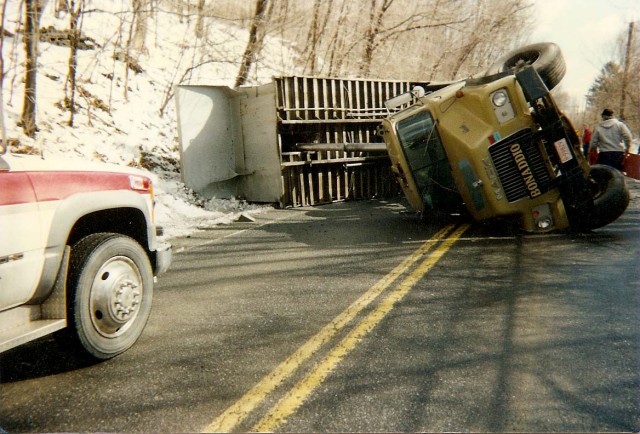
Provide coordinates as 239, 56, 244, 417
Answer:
66, 233, 153, 360
483, 42, 566, 90
583, 165, 630, 230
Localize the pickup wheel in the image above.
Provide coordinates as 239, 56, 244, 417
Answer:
583, 165, 630, 230
66, 233, 153, 360
483, 42, 566, 90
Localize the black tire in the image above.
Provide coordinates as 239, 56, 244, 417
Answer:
484, 42, 566, 90
584, 165, 630, 230
65, 233, 153, 360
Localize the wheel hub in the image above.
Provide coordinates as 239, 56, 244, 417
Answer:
113, 279, 140, 320
89, 256, 143, 338
507, 51, 540, 72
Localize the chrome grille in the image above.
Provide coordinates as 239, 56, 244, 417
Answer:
488, 130, 551, 202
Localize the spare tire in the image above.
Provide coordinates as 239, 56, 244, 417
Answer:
483, 42, 566, 90
583, 164, 630, 230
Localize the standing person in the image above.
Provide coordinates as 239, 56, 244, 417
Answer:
581, 123, 592, 158
589, 108, 633, 171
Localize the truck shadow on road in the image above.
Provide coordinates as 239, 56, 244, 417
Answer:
0, 335, 99, 383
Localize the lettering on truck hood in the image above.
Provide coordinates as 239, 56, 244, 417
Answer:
509, 143, 541, 198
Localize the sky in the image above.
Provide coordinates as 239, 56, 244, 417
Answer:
532, 0, 639, 104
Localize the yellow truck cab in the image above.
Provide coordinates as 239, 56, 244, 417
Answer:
381, 43, 629, 232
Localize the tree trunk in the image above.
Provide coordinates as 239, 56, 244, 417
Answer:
131, 0, 147, 52
234, 0, 270, 88
359, 0, 393, 77
54, 0, 68, 17
21, 0, 42, 138
195, 0, 206, 38
326, 0, 350, 76
619, 21, 634, 120
67, 0, 81, 127
302, 0, 332, 75
1, 0, 8, 150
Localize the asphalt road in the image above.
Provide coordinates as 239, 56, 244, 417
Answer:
1, 180, 639, 432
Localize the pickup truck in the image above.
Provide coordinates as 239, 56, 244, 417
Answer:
381, 43, 630, 232
0, 145, 171, 360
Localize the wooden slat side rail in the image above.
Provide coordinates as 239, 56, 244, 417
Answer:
275, 76, 420, 207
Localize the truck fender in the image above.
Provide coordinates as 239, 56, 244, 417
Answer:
29, 190, 154, 304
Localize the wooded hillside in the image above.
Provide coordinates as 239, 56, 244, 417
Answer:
1, 0, 637, 150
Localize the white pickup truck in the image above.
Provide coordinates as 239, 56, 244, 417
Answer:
0, 146, 171, 360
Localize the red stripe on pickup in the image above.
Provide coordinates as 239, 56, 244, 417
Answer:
0, 173, 37, 206
0, 171, 141, 206
29, 172, 132, 201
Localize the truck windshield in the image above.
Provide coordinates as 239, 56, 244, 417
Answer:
396, 110, 458, 210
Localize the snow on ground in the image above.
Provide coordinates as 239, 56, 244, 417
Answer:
1, 1, 302, 240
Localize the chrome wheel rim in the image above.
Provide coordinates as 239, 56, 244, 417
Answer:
89, 256, 143, 338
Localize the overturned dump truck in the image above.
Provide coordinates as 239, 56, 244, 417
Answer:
380, 42, 630, 232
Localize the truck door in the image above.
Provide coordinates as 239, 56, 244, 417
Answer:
0, 155, 45, 310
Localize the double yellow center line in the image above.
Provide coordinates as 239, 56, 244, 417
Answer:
204, 223, 470, 433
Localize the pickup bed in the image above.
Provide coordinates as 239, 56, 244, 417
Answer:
0, 151, 171, 359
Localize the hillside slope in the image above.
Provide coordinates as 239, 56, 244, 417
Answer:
2, 1, 301, 239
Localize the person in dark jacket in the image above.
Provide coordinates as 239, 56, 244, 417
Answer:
581, 123, 592, 158
589, 108, 632, 171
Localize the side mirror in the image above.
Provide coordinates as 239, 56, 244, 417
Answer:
384, 86, 426, 111
411, 86, 425, 98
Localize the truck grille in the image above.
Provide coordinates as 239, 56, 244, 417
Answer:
488, 129, 551, 202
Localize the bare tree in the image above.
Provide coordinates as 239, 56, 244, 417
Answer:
195, 0, 206, 38
324, 0, 352, 76
131, 0, 148, 52
21, 0, 43, 138
208, 0, 532, 83
586, 22, 639, 139
54, 0, 68, 17
123, 11, 134, 101
370, 0, 532, 82
359, 0, 393, 76
619, 21, 634, 120
301, 0, 333, 75
65, 0, 85, 127
361, 1, 474, 78
0, 0, 9, 150
234, 0, 272, 88
446, 0, 532, 80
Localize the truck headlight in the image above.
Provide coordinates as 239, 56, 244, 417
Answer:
536, 216, 552, 229
532, 203, 553, 230
490, 88, 515, 123
491, 89, 508, 107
